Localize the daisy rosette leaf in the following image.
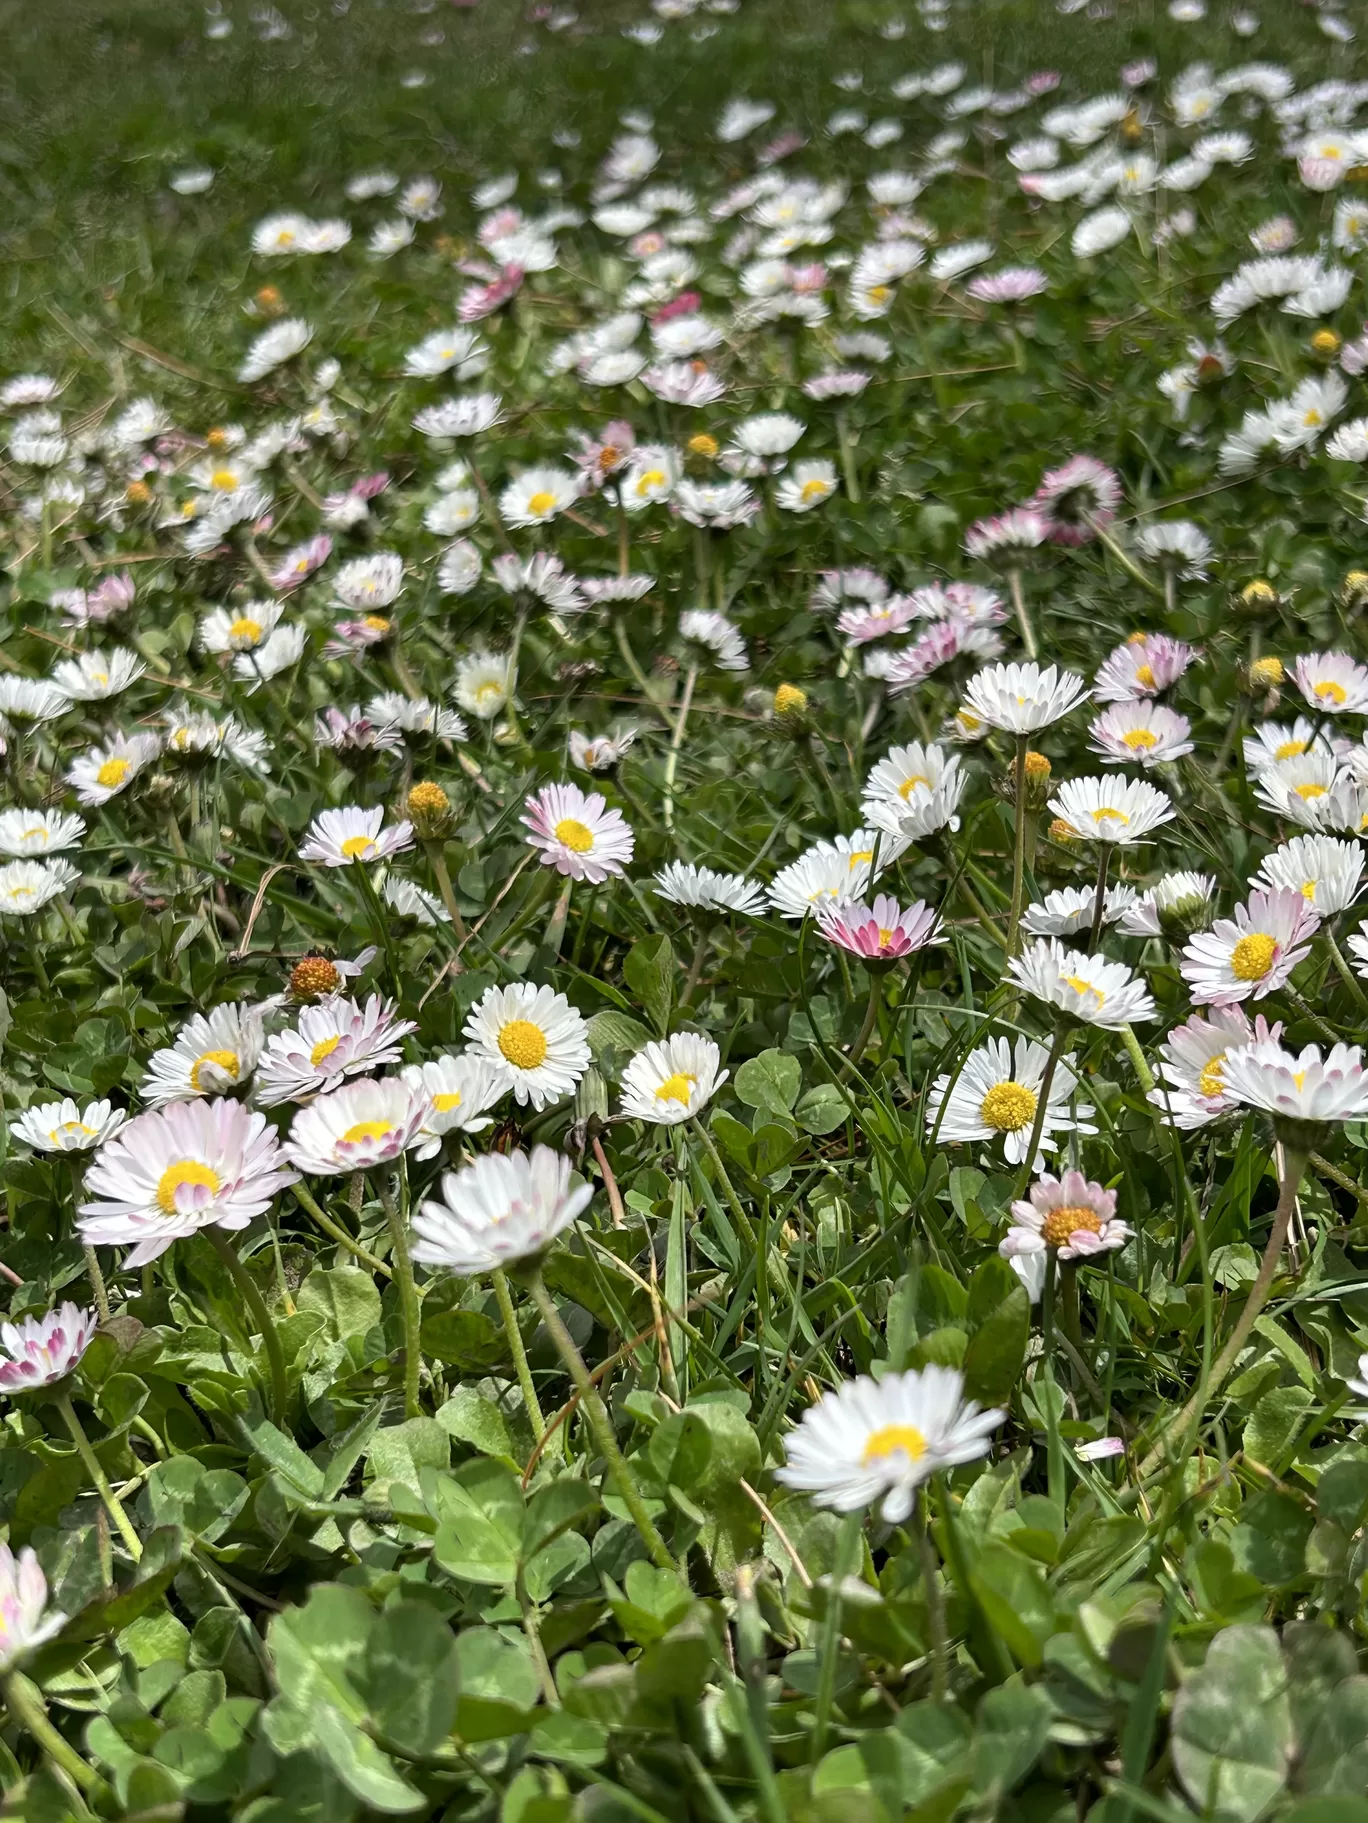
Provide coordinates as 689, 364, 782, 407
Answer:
1008, 939, 1158, 1027
618, 1032, 727, 1125
522, 782, 635, 882
79, 1099, 298, 1267
284, 1076, 431, 1176
464, 982, 590, 1111
775, 1365, 1005, 1523
410, 1144, 594, 1276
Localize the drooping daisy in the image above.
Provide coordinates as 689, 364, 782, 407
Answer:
0, 810, 85, 858
653, 862, 766, 917
1222, 1040, 1368, 1133
1031, 454, 1121, 546
678, 609, 749, 672
239, 318, 313, 383
927, 1035, 1095, 1168
298, 806, 414, 869
1150, 1005, 1281, 1128
1088, 701, 1194, 767
1008, 939, 1158, 1027
962, 661, 1090, 733
1252, 834, 1364, 915
1000, 1170, 1129, 1263
0, 859, 79, 916
254, 995, 416, 1107
860, 742, 964, 839
1022, 884, 1138, 938
619, 1033, 728, 1125
1117, 871, 1217, 938
1179, 886, 1319, 1006
284, 1076, 431, 1177
774, 1364, 1005, 1522
499, 466, 580, 528
141, 1005, 266, 1106
1092, 634, 1198, 702
79, 1098, 297, 1267
1133, 520, 1212, 578
454, 650, 516, 720
50, 649, 146, 703
0, 1546, 66, 1671
464, 982, 590, 1111
815, 894, 941, 965
768, 830, 892, 920
13, 1097, 126, 1155
0, 1304, 96, 1393
401, 1054, 511, 1160
411, 1144, 593, 1275
1291, 651, 1368, 716
521, 783, 635, 883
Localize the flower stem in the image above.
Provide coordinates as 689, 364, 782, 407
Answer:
525, 1267, 678, 1574
915, 1489, 949, 1703
1086, 843, 1112, 954
1325, 927, 1368, 1013
492, 1267, 547, 1446
845, 973, 882, 1071
1006, 734, 1030, 960
1007, 568, 1037, 659
82, 1245, 111, 1326
1012, 1024, 1069, 1200
810, 1506, 862, 1763
2, 1671, 98, 1793
207, 1229, 289, 1426
424, 840, 468, 942
292, 1182, 392, 1277
55, 1390, 142, 1561
662, 663, 698, 831
1118, 1022, 1156, 1093
691, 1116, 759, 1250
377, 1180, 423, 1421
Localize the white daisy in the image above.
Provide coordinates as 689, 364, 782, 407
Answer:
653, 862, 766, 917
927, 1034, 1095, 1168
254, 995, 416, 1107
1022, 884, 1138, 938
521, 783, 635, 883
1088, 701, 1194, 767
284, 1077, 431, 1176
50, 649, 146, 702
298, 807, 414, 869
0, 811, 85, 858
1117, 871, 1217, 937
768, 830, 892, 921
13, 1098, 126, 1155
1222, 1040, 1368, 1131
1047, 775, 1175, 843
454, 651, 516, 721
499, 467, 580, 528
0, 859, 79, 916
1292, 651, 1368, 716
962, 661, 1090, 733
401, 1054, 511, 1160
1252, 834, 1364, 915
66, 734, 161, 806
411, 1144, 593, 1275
1241, 718, 1328, 775
1008, 939, 1158, 1027
200, 601, 284, 653
1179, 886, 1319, 1005
860, 742, 964, 839
678, 609, 749, 672
619, 1033, 728, 1125
1150, 1005, 1280, 1128
141, 1005, 266, 1105
463, 982, 590, 1110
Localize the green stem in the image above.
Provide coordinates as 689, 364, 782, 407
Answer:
1118, 1022, 1156, 1093
525, 1267, 679, 1574
424, 841, 468, 943
1086, 843, 1112, 954
292, 1182, 392, 1277
811, 1507, 862, 1763
55, 1390, 142, 1561
679, 924, 711, 1008
82, 1245, 111, 1326
492, 1267, 547, 1445
207, 1230, 289, 1426
662, 663, 698, 831
915, 1488, 949, 1703
1007, 568, 1037, 659
845, 972, 883, 1071
378, 1181, 422, 1420
1012, 1024, 1068, 1199
1, 1671, 98, 1793
1006, 734, 1030, 960
1325, 927, 1368, 1013
355, 862, 405, 1002
692, 1116, 759, 1250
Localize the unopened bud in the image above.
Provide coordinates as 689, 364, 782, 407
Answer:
255, 284, 285, 317
1311, 327, 1341, 359
1238, 578, 1280, 617
687, 432, 719, 461
291, 955, 342, 999
124, 480, 152, 506
1047, 816, 1080, 847
1343, 569, 1368, 609
1248, 655, 1284, 691
574, 1065, 610, 1133
407, 780, 454, 839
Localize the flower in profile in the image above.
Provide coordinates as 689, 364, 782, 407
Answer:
1000, 1170, 1129, 1262
1117, 871, 1217, 938
413, 392, 505, 439
141, 1004, 266, 1105
654, 862, 766, 917
816, 894, 941, 966
962, 661, 1090, 733
1179, 886, 1319, 1005
1291, 651, 1368, 715
521, 782, 635, 883
0, 1304, 96, 1393
1253, 752, 1367, 834
1008, 939, 1158, 1027
51, 648, 146, 702
927, 1035, 1095, 1169
1252, 834, 1364, 915
1134, 520, 1212, 578
0, 859, 79, 916
1092, 634, 1199, 702
255, 995, 416, 1106
269, 534, 332, 592
13, 1098, 126, 1154
570, 728, 638, 773
679, 609, 749, 672
79, 1099, 297, 1267
964, 506, 1055, 566
454, 650, 516, 720
1088, 701, 1194, 767
775, 1364, 1006, 1522
284, 1076, 431, 1176
1022, 884, 1137, 938
1032, 454, 1121, 545
239, 318, 313, 382
966, 266, 1048, 303
500, 466, 580, 527
1150, 1005, 1281, 1128
299, 806, 414, 868
0, 810, 85, 858
411, 1145, 593, 1276
0, 1545, 66, 1672
1047, 776, 1175, 844
620, 1033, 728, 1125
464, 982, 590, 1110
1222, 1039, 1368, 1135
401, 1054, 511, 1159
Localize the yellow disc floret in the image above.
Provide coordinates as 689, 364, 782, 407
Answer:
498, 1020, 549, 1071
980, 1081, 1038, 1132
157, 1160, 220, 1216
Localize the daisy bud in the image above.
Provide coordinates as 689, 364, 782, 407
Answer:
1237, 578, 1281, 618
255, 284, 286, 317
686, 432, 719, 462
1342, 570, 1368, 610
124, 480, 152, 506
1121, 107, 1144, 143
771, 682, 811, 733
206, 426, 231, 450
574, 1065, 610, 1134
1195, 352, 1227, 386
407, 780, 454, 839
290, 955, 343, 1000
1156, 883, 1216, 942
1247, 655, 1285, 692
1047, 816, 1081, 848
1311, 328, 1342, 360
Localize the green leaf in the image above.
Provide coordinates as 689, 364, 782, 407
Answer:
970, 1678, 1053, 1794
1228, 1490, 1314, 1587
648, 1409, 713, 1489
734, 1048, 801, 1117
587, 1009, 653, 1065
311, 1701, 424, 1814
795, 1082, 849, 1135
1243, 1384, 1314, 1468
969, 1545, 1056, 1669
1299, 1678, 1368, 1797
361, 1602, 461, 1757
432, 1459, 525, 1586
623, 933, 675, 1034
453, 1626, 541, 1743
1172, 1625, 1294, 1823
268, 1583, 373, 1724
299, 1267, 384, 1345
962, 1286, 1029, 1406
365, 1417, 449, 1494
419, 1305, 509, 1370
243, 1416, 325, 1499
437, 1386, 517, 1462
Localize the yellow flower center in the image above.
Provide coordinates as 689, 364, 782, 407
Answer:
688, 434, 718, 458
210, 468, 239, 491
1064, 974, 1106, 1007
1231, 931, 1277, 980
554, 817, 595, 853
49, 1121, 95, 1144
97, 758, 130, 789
229, 616, 263, 643
432, 1091, 463, 1112
190, 1049, 240, 1091
311, 1035, 342, 1068
1122, 728, 1158, 751
898, 774, 931, 799
1274, 739, 1308, 760
980, 1080, 1038, 1133
1303, 409, 1323, 428
1251, 657, 1284, 686
527, 490, 557, 516
862, 1423, 927, 1465
849, 848, 874, 868
341, 1121, 394, 1145
1041, 1204, 1102, 1246
19, 826, 47, 842
1315, 680, 1348, 705
364, 616, 392, 635
635, 468, 667, 495
774, 684, 808, 715
877, 927, 895, 947
867, 283, 892, 303
1092, 806, 1129, 825
156, 1159, 221, 1216
1198, 1054, 1228, 1099
800, 478, 830, 501
498, 1019, 549, 1071
339, 835, 375, 859
1294, 782, 1327, 801
1134, 664, 1156, 689
4, 885, 34, 900
475, 681, 504, 708
654, 1071, 697, 1105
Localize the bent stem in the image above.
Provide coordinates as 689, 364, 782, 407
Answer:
2, 1671, 99, 1794
1006, 734, 1030, 960
54, 1389, 142, 1562
377, 1179, 423, 1420
492, 1266, 547, 1446
525, 1265, 678, 1574
293, 1182, 392, 1277
679, 922, 711, 1008
207, 1229, 289, 1426
1007, 568, 1037, 659
662, 663, 698, 831
1138, 1145, 1308, 1479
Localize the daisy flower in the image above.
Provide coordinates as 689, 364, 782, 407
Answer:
1022, 884, 1137, 938
0, 859, 79, 916
1008, 939, 1158, 1027
619, 1033, 728, 1124
79, 1099, 297, 1267
239, 318, 313, 383
521, 783, 635, 883
141, 1004, 266, 1105
333, 553, 404, 611
1031, 454, 1121, 546
0, 1304, 96, 1393
411, 1145, 593, 1276
1000, 1170, 1129, 1262
299, 806, 414, 868
1047, 776, 1175, 844
1088, 701, 1194, 767
464, 982, 590, 1111
254, 995, 416, 1107
499, 466, 580, 528
1179, 886, 1319, 1005
927, 1035, 1095, 1168
1151, 1005, 1280, 1128
1133, 521, 1211, 578
768, 830, 892, 920
774, 1365, 1005, 1522
1092, 634, 1198, 702
1117, 872, 1217, 938
1252, 834, 1364, 915
860, 742, 964, 838
815, 894, 941, 965
962, 661, 1089, 733
1253, 753, 1367, 834
454, 651, 516, 720
963, 506, 1054, 565
570, 729, 638, 773
284, 1076, 431, 1176
0, 810, 85, 858
1292, 651, 1368, 715
401, 1054, 511, 1160
775, 460, 838, 511
1241, 718, 1329, 774
51, 649, 146, 702
201, 601, 284, 654
0, 1546, 66, 1671
13, 1097, 126, 1154
653, 862, 766, 917
1222, 1040, 1368, 1134
679, 609, 749, 672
